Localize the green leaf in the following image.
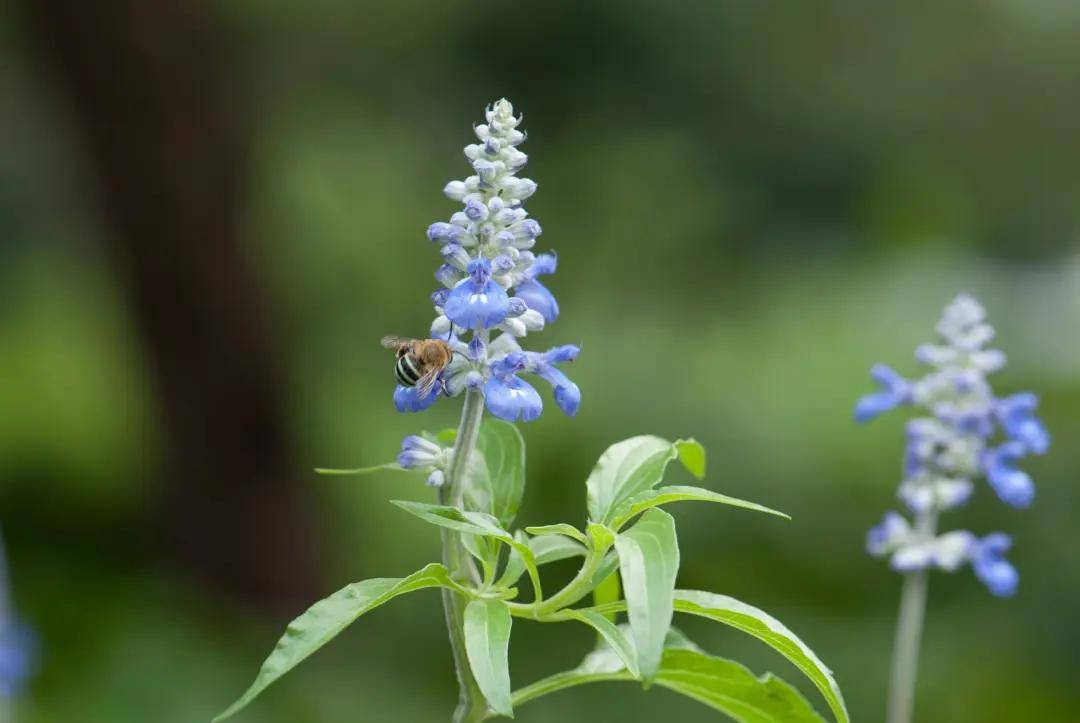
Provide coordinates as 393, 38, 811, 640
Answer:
586, 551, 619, 597
392, 501, 542, 601
475, 421, 527, 528
585, 521, 617, 551
612, 485, 789, 530
674, 438, 706, 479
592, 569, 621, 626
498, 531, 585, 587
674, 590, 849, 723
523, 523, 587, 544
314, 463, 406, 475
465, 599, 514, 718
586, 436, 701, 524
497, 531, 530, 588
656, 649, 824, 722
214, 564, 458, 722
531, 534, 587, 565
391, 499, 503, 537
462, 533, 499, 580
614, 508, 679, 682
507, 648, 822, 722
560, 609, 639, 678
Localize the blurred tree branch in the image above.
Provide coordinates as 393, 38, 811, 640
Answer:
23, 0, 321, 606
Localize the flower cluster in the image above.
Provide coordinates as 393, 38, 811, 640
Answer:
857, 294, 1048, 596
392, 100, 580, 474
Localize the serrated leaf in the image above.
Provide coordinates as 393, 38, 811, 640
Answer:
674, 590, 849, 723
523, 523, 587, 544
465, 598, 514, 718
614, 508, 679, 682
612, 485, 789, 530
391, 501, 542, 601
475, 421, 526, 528
509, 648, 823, 722
214, 564, 458, 721
586, 436, 702, 524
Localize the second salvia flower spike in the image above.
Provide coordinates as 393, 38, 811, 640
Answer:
858, 294, 1049, 723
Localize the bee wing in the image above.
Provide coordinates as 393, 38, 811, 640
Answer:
380, 335, 415, 350
415, 367, 443, 399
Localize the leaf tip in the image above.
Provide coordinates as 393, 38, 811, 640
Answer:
674, 439, 706, 480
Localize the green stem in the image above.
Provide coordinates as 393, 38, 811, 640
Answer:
535, 550, 604, 617
439, 388, 488, 723
886, 508, 938, 723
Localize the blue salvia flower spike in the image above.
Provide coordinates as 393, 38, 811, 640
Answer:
858, 293, 1048, 595
396, 99, 579, 421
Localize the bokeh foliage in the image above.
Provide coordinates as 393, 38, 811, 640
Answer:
1, 0, 1078, 720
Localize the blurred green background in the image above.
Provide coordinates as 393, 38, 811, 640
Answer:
1, 0, 1078, 721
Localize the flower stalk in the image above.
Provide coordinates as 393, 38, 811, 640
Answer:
397, 98, 580, 721
885, 508, 936, 723
438, 388, 488, 723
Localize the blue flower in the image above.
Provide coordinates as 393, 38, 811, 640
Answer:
399, 99, 581, 422
444, 258, 510, 329
515, 253, 559, 323
857, 294, 1048, 597
483, 353, 542, 422
866, 511, 910, 556
397, 435, 444, 469
854, 364, 911, 422
982, 441, 1035, 508
0, 624, 33, 697
882, 528, 975, 573
427, 222, 464, 244
523, 345, 580, 416
969, 533, 1018, 597
395, 435, 448, 487
995, 393, 1049, 455
394, 385, 440, 413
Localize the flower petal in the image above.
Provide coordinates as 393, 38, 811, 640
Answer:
515, 278, 559, 323
483, 375, 542, 422
394, 385, 439, 413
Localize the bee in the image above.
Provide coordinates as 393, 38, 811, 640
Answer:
381, 336, 455, 398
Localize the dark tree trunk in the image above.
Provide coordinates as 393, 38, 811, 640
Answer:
23, 0, 321, 606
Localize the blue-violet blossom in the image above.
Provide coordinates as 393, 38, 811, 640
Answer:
0, 526, 33, 698
857, 294, 1048, 596
394, 98, 580, 427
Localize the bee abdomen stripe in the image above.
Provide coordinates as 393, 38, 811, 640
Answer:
395, 355, 421, 386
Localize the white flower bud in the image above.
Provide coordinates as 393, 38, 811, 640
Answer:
499, 317, 527, 337
519, 309, 545, 332
443, 180, 468, 201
